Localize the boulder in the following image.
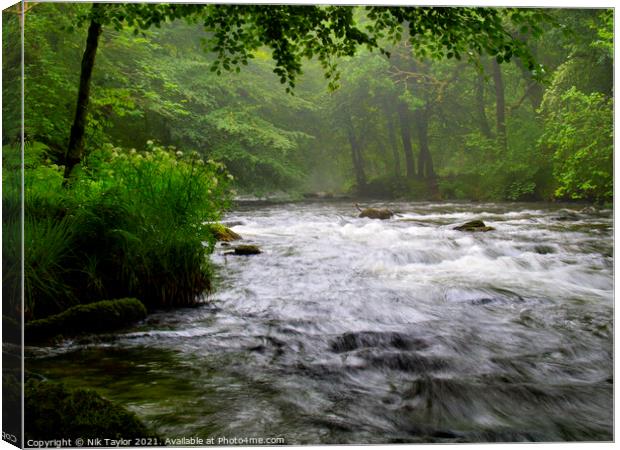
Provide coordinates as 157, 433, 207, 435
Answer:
229, 244, 262, 255
25, 298, 147, 344
25, 379, 156, 440
356, 204, 393, 220
453, 220, 495, 232
207, 224, 242, 242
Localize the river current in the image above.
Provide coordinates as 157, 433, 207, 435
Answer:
27, 201, 613, 443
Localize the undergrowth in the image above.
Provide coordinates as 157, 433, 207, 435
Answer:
2, 141, 232, 320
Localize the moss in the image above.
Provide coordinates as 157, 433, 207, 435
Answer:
26, 298, 147, 344
453, 220, 495, 232
25, 379, 156, 440
230, 244, 262, 255
206, 223, 242, 242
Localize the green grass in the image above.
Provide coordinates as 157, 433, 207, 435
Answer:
2, 141, 232, 320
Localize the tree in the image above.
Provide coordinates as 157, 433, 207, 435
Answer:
396, 100, 416, 178
537, 9, 613, 202
474, 70, 493, 138
62, 4, 547, 177
65, 3, 103, 178
64, 3, 195, 177
492, 59, 507, 152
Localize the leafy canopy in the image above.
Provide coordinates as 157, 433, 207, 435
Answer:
79, 4, 549, 91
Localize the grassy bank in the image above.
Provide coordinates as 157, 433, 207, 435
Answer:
3, 141, 232, 322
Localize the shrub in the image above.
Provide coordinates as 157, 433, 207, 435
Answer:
539, 88, 613, 202
5, 141, 232, 318
67, 143, 231, 307
25, 298, 147, 343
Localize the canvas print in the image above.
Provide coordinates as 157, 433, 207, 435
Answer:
2, 2, 613, 447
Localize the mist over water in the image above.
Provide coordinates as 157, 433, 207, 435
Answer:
28, 201, 613, 443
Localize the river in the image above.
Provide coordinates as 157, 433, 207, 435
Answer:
27, 201, 613, 443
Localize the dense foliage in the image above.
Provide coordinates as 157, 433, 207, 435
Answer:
3, 141, 231, 320
3, 4, 611, 202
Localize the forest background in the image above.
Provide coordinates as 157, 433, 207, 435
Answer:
2, 2, 613, 203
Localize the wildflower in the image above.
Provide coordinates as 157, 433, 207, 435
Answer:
176, 150, 184, 158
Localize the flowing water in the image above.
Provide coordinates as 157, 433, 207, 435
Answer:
27, 201, 614, 443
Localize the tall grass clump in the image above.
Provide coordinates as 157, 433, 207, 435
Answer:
3, 141, 232, 320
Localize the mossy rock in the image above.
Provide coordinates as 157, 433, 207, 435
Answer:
26, 298, 147, 344
25, 379, 156, 441
229, 244, 262, 255
207, 223, 242, 242
357, 205, 394, 220
453, 220, 495, 232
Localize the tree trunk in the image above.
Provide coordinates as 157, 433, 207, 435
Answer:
475, 71, 493, 138
492, 59, 507, 152
346, 120, 366, 191
513, 32, 544, 109
415, 108, 434, 179
64, 4, 103, 179
397, 101, 415, 178
385, 107, 401, 177
416, 111, 425, 179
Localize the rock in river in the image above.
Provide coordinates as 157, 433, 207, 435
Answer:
228, 244, 262, 255
453, 220, 495, 232
208, 224, 242, 242
356, 203, 394, 220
